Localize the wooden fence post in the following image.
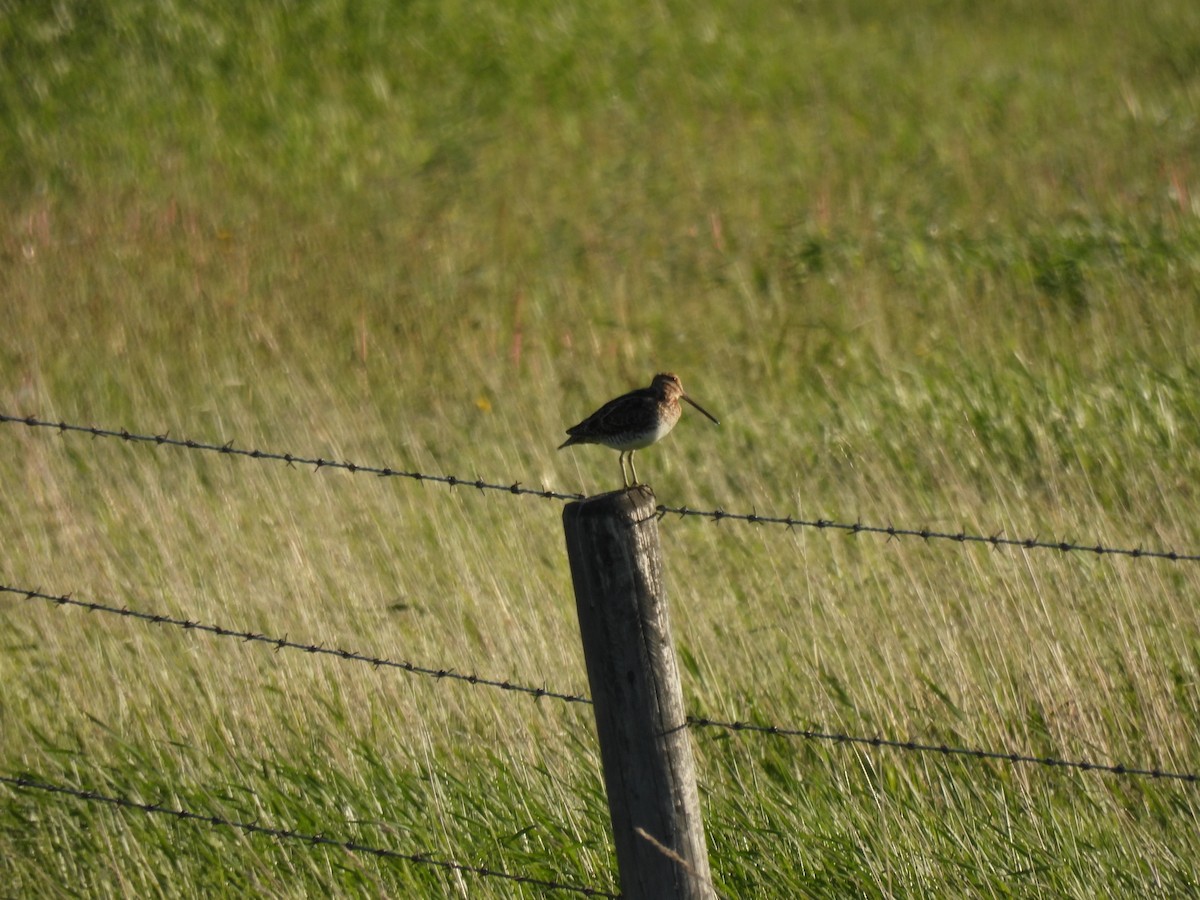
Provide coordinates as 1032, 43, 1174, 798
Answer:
562, 486, 716, 900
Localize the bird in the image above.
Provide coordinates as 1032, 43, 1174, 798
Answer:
558, 373, 719, 488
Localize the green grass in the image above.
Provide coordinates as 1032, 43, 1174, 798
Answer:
3, 0, 1200, 895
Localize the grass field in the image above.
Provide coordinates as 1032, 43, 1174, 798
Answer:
3, 0, 1200, 896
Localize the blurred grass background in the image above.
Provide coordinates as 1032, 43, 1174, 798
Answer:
2, 0, 1200, 896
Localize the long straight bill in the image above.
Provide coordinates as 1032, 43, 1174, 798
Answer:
683, 395, 720, 425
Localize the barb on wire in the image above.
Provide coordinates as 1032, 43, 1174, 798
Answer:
0, 773, 617, 897
0, 413, 584, 502
4, 411, 1197, 563
0, 583, 592, 707
687, 716, 1200, 784
656, 504, 1200, 563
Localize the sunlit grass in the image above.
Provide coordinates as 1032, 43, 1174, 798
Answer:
3, 0, 1200, 896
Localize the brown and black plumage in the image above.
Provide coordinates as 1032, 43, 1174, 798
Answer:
559, 373, 719, 488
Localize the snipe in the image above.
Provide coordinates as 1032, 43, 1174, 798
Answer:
558, 373, 719, 488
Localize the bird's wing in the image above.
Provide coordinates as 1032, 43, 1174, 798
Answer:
566, 387, 656, 435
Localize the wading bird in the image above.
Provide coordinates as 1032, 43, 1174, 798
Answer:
559, 373, 719, 488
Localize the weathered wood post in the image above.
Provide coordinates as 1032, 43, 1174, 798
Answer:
562, 486, 716, 900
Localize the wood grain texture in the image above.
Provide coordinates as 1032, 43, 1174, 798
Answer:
563, 486, 715, 900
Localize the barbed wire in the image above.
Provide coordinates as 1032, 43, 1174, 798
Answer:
0, 583, 591, 706
656, 504, 1200, 563
686, 717, 1199, 784
4, 411, 1198, 563
0, 412, 584, 502
6, 579, 1196, 786
0, 773, 618, 897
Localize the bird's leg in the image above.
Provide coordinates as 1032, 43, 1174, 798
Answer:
618, 451, 631, 488
629, 451, 639, 486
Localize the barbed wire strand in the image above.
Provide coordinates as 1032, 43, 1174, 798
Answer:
6, 580, 1196, 785
0, 412, 584, 502
4, 412, 1198, 563
0, 584, 591, 706
0, 773, 618, 898
655, 504, 1200, 563
687, 717, 1199, 783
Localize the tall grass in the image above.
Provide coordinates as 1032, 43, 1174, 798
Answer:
3, 0, 1199, 895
